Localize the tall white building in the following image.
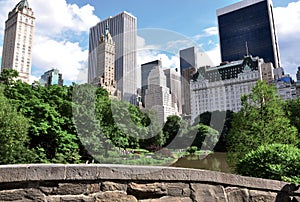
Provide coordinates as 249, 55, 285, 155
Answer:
88, 11, 137, 102
145, 66, 179, 123
92, 23, 117, 97
190, 56, 271, 122
1, 0, 35, 83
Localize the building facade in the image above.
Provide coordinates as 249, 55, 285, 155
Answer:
179, 47, 198, 115
1, 0, 35, 83
92, 23, 117, 97
144, 65, 179, 123
88, 11, 137, 102
40, 69, 63, 87
190, 56, 270, 122
217, 0, 280, 68
163, 68, 182, 114
141, 60, 162, 107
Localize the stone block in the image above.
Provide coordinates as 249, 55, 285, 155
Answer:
128, 182, 167, 200
166, 182, 190, 197
0, 188, 45, 201
54, 183, 87, 195
190, 184, 227, 202
140, 196, 192, 202
94, 191, 137, 202
0, 165, 27, 182
249, 190, 277, 202
100, 181, 127, 192
27, 164, 65, 181
225, 187, 249, 202
65, 164, 98, 180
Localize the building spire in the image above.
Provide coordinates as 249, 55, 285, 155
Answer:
16, 0, 29, 11
245, 41, 249, 56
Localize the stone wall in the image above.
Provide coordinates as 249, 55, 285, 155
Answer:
0, 164, 299, 202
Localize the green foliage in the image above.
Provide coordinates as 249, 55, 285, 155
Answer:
0, 88, 34, 164
284, 97, 300, 138
186, 146, 198, 154
0, 68, 19, 85
236, 144, 300, 183
227, 81, 299, 167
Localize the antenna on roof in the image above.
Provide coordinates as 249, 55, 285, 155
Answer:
245, 41, 249, 56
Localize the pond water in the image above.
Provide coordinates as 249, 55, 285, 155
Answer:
171, 152, 232, 173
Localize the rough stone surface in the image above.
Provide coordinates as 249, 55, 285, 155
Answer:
225, 187, 249, 202
166, 183, 190, 197
0, 164, 298, 202
140, 196, 192, 202
191, 184, 227, 202
128, 182, 168, 199
0, 188, 45, 201
249, 190, 277, 202
94, 191, 137, 202
100, 181, 127, 192
54, 183, 87, 195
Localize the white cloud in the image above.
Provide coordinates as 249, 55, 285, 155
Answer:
193, 26, 218, 41
31, 0, 100, 35
32, 35, 88, 82
274, 1, 300, 79
0, 0, 99, 84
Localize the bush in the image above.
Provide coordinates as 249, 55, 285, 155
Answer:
236, 144, 300, 183
186, 146, 198, 155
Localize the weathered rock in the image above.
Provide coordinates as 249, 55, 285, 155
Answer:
100, 181, 127, 192
225, 187, 249, 202
54, 183, 87, 195
0, 188, 45, 201
166, 182, 190, 197
249, 190, 277, 202
190, 184, 227, 202
140, 196, 192, 202
94, 191, 137, 202
46, 195, 93, 202
87, 183, 101, 195
128, 182, 167, 199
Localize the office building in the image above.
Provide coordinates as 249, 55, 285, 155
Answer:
88, 11, 137, 102
144, 65, 179, 123
179, 47, 198, 115
163, 68, 182, 114
296, 67, 300, 81
92, 23, 117, 97
1, 0, 35, 83
40, 68, 63, 86
273, 76, 297, 100
141, 60, 162, 106
190, 55, 273, 122
217, 0, 280, 68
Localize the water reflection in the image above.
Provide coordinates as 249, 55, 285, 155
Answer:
171, 152, 232, 173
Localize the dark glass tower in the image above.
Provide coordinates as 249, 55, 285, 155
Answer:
217, 0, 280, 68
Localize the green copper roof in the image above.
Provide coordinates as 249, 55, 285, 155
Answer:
16, 0, 29, 11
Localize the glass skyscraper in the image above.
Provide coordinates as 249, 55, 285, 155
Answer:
88, 11, 137, 102
217, 0, 280, 68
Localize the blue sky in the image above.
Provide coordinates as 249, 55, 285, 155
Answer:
0, 0, 300, 84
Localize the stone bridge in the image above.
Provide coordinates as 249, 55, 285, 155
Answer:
0, 164, 299, 201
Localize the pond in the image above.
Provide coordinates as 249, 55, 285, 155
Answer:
171, 152, 232, 173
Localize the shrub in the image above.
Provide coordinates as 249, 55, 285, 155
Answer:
236, 144, 300, 183
186, 146, 198, 155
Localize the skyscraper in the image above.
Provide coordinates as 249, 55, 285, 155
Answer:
141, 60, 162, 106
92, 23, 117, 97
217, 0, 280, 68
179, 47, 198, 115
88, 11, 137, 102
1, 0, 35, 83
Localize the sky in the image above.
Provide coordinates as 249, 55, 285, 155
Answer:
0, 0, 299, 84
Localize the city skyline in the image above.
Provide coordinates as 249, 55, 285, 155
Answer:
0, 0, 299, 84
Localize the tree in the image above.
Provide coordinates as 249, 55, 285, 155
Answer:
227, 81, 299, 167
284, 98, 300, 138
0, 88, 34, 164
0, 68, 19, 85
236, 144, 300, 183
